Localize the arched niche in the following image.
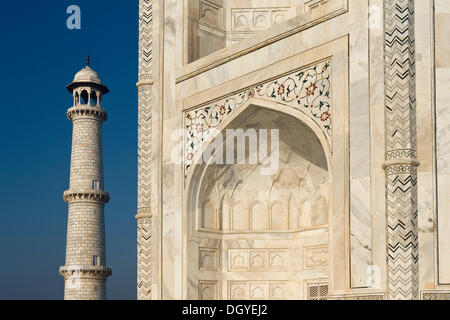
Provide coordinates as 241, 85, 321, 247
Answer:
74, 91, 80, 106
185, 99, 334, 300
90, 91, 98, 106
187, 100, 331, 232
80, 90, 89, 105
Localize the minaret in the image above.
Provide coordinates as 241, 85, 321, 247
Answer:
59, 58, 112, 300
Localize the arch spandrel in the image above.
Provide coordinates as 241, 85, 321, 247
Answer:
184, 59, 332, 181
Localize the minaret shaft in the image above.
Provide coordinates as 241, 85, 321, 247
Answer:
69, 118, 104, 191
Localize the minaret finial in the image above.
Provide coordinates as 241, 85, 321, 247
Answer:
87, 55, 90, 66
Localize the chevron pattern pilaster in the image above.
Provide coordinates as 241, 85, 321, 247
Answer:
384, 0, 419, 300
137, 216, 152, 300
137, 0, 154, 301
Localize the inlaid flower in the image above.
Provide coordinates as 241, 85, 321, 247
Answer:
195, 123, 204, 132
186, 153, 194, 161
277, 84, 285, 96
248, 89, 255, 98
320, 112, 331, 122
219, 105, 226, 115
306, 83, 317, 96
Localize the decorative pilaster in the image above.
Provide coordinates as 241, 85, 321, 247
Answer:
136, 0, 154, 300
384, 0, 419, 300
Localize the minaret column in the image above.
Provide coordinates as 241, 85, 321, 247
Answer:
60, 63, 112, 300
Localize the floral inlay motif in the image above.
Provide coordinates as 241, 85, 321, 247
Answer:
184, 60, 331, 178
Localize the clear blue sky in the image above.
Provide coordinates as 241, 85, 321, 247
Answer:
0, 1, 138, 299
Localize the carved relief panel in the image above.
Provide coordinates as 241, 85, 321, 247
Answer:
304, 245, 328, 269
199, 248, 219, 271
200, 0, 224, 27
199, 281, 219, 300
227, 6, 294, 52
228, 249, 289, 271
229, 281, 288, 300
231, 8, 291, 31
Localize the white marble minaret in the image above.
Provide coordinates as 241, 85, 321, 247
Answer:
60, 58, 112, 300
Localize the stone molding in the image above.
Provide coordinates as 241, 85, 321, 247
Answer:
136, 213, 152, 224
136, 79, 154, 87
385, 149, 417, 161
328, 293, 385, 300
385, 164, 418, 176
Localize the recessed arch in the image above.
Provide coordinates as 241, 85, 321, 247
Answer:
185, 97, 336, 300
90, 91, 98, 106
74, 91, 80, 105
250, 201, 268, 231
185, 97, 332, 189
80, 90, 89, 105
314, 196, 328, 227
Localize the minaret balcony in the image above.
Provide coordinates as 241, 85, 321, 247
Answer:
59, 266, 112, 279
67, 105, 108, 121
63, 189, 110, 204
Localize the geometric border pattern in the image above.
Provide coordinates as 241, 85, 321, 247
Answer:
421, 291, 450, 300
384, 0, 419, 300
328, 293, 385, 300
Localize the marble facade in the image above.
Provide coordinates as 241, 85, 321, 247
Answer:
136, 0, 450, 300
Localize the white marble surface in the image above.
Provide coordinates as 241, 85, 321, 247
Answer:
368, 0, 387, 293
436, 65, 450, 284
415, 0, 436, 291
144, 0, 449, 299
347, 0, 372, 288
435, 0, 450, 283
